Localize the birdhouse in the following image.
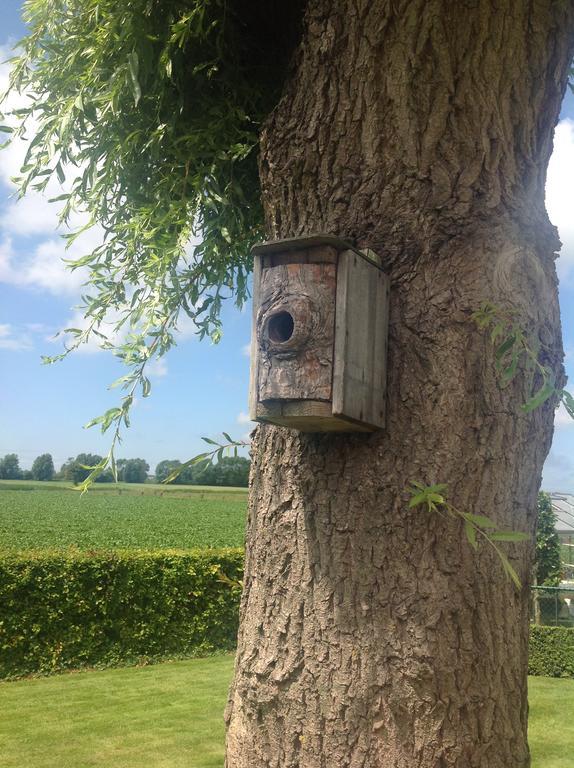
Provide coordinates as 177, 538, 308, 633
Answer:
249, 234, 390, 432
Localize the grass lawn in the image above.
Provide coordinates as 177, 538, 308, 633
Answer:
529, 676, 574, 768
0, 658, 571, 768
0, 656, 234, 768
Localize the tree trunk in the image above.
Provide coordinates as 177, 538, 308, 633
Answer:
226, 2, 574, 766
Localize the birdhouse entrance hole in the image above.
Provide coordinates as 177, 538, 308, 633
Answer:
267, 311, 294, 344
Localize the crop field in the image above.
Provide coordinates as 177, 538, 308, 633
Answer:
0, 479, 248, 495
0, 481, 247, 551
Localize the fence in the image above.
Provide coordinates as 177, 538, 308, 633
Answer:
560, 536, 574, 581
530, 586, 574, 627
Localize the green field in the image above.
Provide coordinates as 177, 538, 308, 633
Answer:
0, 657, 570, 768
0, 479, 248, 495
0, 481, 247, 551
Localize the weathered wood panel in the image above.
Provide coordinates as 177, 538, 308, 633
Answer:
248, 255, 262, 422
256, 262, 336, 402
256, 400, 373, 432
332, 250, 390, 429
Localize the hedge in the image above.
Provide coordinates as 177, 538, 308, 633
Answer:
0, 549, 243, 679
2, 550, 573, 681
528, 625, 574, 678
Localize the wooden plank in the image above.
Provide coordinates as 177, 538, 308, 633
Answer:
256, 400, 374, 432
252, 234, 353, 256
271, 250, 308, 266
253, 235, 381, 271
248, 254, 262, 421
332, 251, 389, 429
307, 245, 338, 264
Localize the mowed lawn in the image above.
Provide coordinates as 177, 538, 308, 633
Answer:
529, 677, 574, 768
0, 483, 247, 551
0, 656, 234, 768
0, 657, 571, 768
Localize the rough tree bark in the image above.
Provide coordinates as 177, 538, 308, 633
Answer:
226, 2, 574, 766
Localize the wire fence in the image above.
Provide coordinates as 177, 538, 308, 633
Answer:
560, 539, 574, 581
531, 586, 574, 627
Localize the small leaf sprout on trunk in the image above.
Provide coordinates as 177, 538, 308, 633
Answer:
408, 481, 529, 587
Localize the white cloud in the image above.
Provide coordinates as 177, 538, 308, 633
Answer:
241, 342, 251, 357
174, 311, 199, 340
147, 357, 168, 378
546, 119, 574, 281
237, 411, 253, 425
0, 50, 100, 297
0, 49, 43, 190
554, 402, 574, 429
25, 322, 52, 334
0, 194, 60, 237
0, 322, 32, 351
0, 235, 91, 295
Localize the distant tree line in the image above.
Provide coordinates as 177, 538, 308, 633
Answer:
155, 457, 250, 487
0, 452, 250, 487
0, 453, 54, 481
59, 455, 150, 485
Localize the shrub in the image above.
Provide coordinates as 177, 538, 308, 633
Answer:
528, 625, 574, 678
0, 548, 243, 679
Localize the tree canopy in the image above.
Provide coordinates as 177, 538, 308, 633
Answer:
31, 453, 55, 481
61, 453, 114, 484
0, 454, 22, 480
117, 458, 150, 484
1, 0, 303, 479
535, 492, 562, 587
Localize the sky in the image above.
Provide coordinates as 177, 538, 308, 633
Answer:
1, 4, 574, 489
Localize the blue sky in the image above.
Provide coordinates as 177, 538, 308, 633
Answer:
1, 3, 574, 490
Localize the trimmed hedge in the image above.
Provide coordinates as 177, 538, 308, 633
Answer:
2, 550, 573, 681
0, 549, 243, 679
528, 625, 574, 678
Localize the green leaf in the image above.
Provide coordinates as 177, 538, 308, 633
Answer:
408, 492, 428, 509
500, 353, 519, 384
490, 322, 505, 343
522, 378, 556, 413
109, 374, 134, 389
464, 520, 478, 550
561, 389, 574, 419
497, 550, 522, 589
489, 531, 530, 542
462, 512, 497, 529
128, 51, 141, 107
495, 334, 516, 364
